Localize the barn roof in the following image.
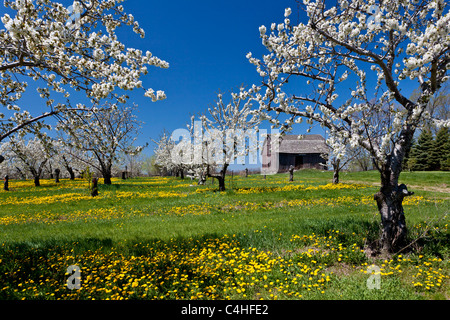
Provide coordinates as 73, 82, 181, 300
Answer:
268, 134, 329, 154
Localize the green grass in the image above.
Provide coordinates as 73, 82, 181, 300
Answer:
0, 170, 448, 300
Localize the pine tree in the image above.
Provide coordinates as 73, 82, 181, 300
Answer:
432, 127, 450, 171
410, 129, 434, 171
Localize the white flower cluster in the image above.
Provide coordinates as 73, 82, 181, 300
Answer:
0, 0, 168, 141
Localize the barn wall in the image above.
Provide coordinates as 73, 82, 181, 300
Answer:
277, 153, 326, 172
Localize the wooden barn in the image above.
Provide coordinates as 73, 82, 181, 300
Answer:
261, 134, 329, 174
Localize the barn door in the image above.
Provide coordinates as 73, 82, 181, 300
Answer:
295, 156, 304, 169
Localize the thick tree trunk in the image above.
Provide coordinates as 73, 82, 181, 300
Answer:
101, 163, 113, 185
374, 162, 414, 253
34, 176, 40, 187
207, 164, 228, 192
374, 184, 413, 253
68, 168, 75, 180
103, 172, 112, 185
216, 175, 226, 192
289, 165, 294, 182
54, 169, 60, 183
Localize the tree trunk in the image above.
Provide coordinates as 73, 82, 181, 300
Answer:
101, 163, 113, 185
332, 158, 340, 184
333, 167, 339, 184
207, 164, 228, 192
62, 156, 75, 180
179, 169, 184, 180
374, 163, 414, 253
54, 169, 60, 183
103, 172, 112, 185
68, 168, 75, 180
217, 175, 226, 191
3, 175, 9, 191
34, 176, 40, 187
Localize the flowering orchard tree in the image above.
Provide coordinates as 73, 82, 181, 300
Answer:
153, 130, 178, 176
51, 139, 87, 179
198, 88, 260, 191
0, 0, 168, 144
59, 102, 143, 185
248, 0, 449, 252
1, 135, 55, 186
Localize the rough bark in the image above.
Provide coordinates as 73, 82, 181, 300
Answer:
374, 151, 414, 253
207, 164, 228, 192
374, 183, 413, 253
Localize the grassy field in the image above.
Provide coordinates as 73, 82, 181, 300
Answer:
0, 170, 448, 300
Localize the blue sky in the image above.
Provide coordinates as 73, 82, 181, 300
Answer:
120, 0, 302, 147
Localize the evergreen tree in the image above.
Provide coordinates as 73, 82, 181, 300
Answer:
410, 129, 434, 171
432, 127, 450, 171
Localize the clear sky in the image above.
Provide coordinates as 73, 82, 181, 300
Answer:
113, 0, 309, 153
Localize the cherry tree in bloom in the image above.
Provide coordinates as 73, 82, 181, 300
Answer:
197, 88, 260, 191
58, 102, 144, 185
0, 0, 168, 144
1, 135, 55, 186
51, 139, 87, 180
248, 0, 449, 252
153, 130, 178, 176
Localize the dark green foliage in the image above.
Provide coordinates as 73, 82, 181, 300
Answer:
431, 127, 450, 171
410, 130, 434, 171
408, 128, 450, 171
